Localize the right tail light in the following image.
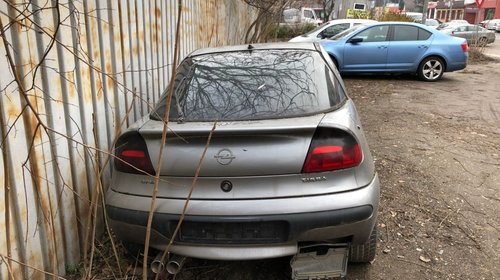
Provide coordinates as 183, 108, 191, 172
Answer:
302, 127, 363, 173
461, 42, 468, 53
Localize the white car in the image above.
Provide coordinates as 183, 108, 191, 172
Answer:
289, 19, 377, 42
483, 19, 500, 31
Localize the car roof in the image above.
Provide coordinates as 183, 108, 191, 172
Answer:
326, 19, 377, 24
190, 43, 318, 57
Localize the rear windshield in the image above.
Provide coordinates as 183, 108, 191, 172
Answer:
152, 49, 344, 122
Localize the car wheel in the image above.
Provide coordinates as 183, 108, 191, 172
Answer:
349, 225, 377, 263
477, 37, 488, 47
418, 57, 444, 82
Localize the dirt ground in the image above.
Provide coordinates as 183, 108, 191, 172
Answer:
153, 61, 500, 280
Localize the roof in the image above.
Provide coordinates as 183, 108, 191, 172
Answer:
189, 42, 318, 57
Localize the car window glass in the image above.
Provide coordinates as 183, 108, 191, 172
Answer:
304, 10, 313, 19
456, 26, 467, 32
393, 26, 419, 41
153, 50, 342, 121
322, 23, 350, 37
418, 28, 432, 40
354, 25, 389, 42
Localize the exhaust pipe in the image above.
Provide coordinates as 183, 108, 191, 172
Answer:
151, 252, 165, 274
166, 254, 186, 275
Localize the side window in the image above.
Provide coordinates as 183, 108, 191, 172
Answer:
418, 28, 432, 40
456, 26, 467, 32
354, 25, 390, 42
304, 10, 314, 19
466, 25, 479, 32
393, 26, 419, 41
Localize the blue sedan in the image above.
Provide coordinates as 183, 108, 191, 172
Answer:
321, 22, 468, 81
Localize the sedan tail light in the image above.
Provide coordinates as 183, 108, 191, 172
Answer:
302, 127, 363, 173
461, 42, 468, 52
114, 131, 155, 174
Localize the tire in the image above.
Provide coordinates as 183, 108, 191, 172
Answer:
418, 56, 444, 82
477, 37, 488, 47
349, 226, 377, 263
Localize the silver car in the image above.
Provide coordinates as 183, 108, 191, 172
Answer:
106, 43, 380, 275
439, 24, 495, 46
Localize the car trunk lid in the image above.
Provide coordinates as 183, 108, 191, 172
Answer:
139, 114, 325, 177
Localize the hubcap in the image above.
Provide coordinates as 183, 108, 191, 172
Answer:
422, 60, 442, 80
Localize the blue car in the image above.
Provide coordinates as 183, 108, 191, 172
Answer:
321, 22, 468, 81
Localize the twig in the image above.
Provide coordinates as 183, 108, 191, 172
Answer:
453, 157, 478, 177
0, 254, 65, 280
142, 1, 183, 279
438, 208, 459, 228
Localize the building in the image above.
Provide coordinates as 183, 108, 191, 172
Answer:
464, 0, 500, 23
433, 0, 466, 22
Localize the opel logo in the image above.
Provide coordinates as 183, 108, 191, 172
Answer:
214, 148, 235, 165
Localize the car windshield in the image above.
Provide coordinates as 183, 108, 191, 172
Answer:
303, 22, 329, 36
329, 25, 364, 40
152, 50, 342, 122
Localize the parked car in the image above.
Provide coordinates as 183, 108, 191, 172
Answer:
283, 7, 323, 26
106, 43, 380, 275
482, 19, 500, 31
289, 19, 377, 42
449, 19, 469, 24
321, 22, 468, 81
421, 18, 441, 29
439, 24, 495, 46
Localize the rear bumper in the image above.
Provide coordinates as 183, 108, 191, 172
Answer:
105, 174, 380, 260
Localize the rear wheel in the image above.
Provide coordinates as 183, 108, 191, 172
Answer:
418, 56, 444, 82
349, 226, 377, 263
477, 37, 488, 47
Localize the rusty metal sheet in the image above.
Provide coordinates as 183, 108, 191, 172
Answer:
0, 0, 257, 278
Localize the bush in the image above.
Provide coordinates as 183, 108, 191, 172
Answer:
378, 12, 413, 22
301, 23, 317, 34
263, 23, 319, 40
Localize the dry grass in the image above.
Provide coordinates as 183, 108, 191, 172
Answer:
468, 46, 498, 63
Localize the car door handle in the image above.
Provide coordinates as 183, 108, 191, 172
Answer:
418, 45, 429, 49
377, 45, 387, 49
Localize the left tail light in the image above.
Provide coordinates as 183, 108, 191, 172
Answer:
114, 131, 155, 174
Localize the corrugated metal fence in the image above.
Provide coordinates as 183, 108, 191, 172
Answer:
0, 0, 256, 278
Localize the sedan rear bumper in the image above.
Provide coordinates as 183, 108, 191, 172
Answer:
105, 174, 379, 260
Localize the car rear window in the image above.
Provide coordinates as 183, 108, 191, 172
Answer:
152, 50, 344, 122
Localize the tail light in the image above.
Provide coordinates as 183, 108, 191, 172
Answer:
114, 131, 155, 174
302, 127, 362, 173
461, 42, 468, 52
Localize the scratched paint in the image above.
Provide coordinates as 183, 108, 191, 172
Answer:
0, 0, 256, 278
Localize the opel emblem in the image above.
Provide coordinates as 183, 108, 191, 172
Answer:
214, 148, 235, 165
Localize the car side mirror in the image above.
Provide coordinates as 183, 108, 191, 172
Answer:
349, 37, 363, 44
